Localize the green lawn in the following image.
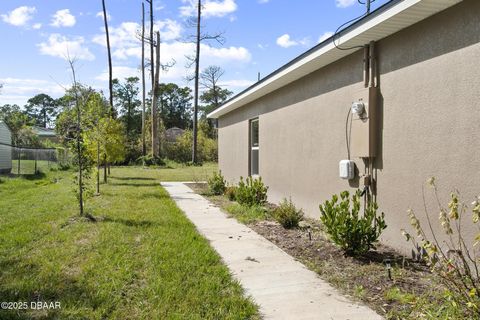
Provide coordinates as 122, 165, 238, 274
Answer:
0, 164, 259, 319
10, 160, 58, 175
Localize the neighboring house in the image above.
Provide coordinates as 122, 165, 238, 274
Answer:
0, 121, 12, 174
208, 0, 480, 254
33, 126, 58, 143
165, 127, 185, 143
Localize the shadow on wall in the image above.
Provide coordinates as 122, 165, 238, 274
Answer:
219, 0, 479, 130
378, 0, 480, 76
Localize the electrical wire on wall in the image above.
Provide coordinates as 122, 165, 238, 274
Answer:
333, 0, 376, 51
345, 108, 353, 160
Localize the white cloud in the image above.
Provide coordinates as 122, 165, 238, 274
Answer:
38, 34, 95, 61
32, 23, 42, 30
51, 9, 76, 27
0, 78, 67, 106
180, 0, 237, 18
1, 6, 36, 27
258, 0, 270, 3
96, 11, 112, 21
335, 0, 356, 8
276, 34, 297, 48
276, 34, 310, 48
318, 31, 334, 43
95, 66, 140, 82
93, 19, 182, 56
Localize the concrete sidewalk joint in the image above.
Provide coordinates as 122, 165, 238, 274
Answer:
162, 182, 383, 320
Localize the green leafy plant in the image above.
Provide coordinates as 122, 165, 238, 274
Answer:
137, 154, 165, 166
401, 177, 480, 317
274, 198, 304, 229
208, 171, 226, 195
235, 176, 268, 207
225, 185, 237, 201
319, 190, 386, 255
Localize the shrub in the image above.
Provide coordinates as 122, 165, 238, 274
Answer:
225, 185, 237, 201
401, 177, 480, 317
274, 198, 304, 229
319, 190, 386, 256
235, 176, 268, 207
208, 171, 226, 195
164, 130, 217, 164
137, 154, 165, 166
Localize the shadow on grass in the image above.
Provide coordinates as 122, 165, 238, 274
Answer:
100, 216, 157, 228
109, 182, 159, 187
137, 192, 170, 200
1, 172, 48, 181
110, 176, 156, 181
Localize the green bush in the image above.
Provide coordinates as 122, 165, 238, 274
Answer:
319, 190, 386, 256
164, 130, 217, 164
208, 171, 226, 195
274, 198, 304, 229
235, 176, 268, 207
137, 154, 165, 166
225, 186, 237, 201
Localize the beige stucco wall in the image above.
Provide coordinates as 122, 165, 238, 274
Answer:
217, 0, 480, 254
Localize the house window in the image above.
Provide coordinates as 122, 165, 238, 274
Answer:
250, 118, 259, 176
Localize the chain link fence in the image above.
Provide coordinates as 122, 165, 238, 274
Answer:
0, 143, 70, 175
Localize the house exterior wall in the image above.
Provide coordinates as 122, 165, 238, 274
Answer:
0, 122, 12, 173
217, 0, 480, 254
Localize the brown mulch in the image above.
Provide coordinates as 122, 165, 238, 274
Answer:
185, 182, 444, 318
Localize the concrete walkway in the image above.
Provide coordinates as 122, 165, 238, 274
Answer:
162, 182, 383, 320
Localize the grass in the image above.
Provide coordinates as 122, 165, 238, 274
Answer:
0, 164, 258, 319
116, 161, 218, 182
10, 160, 57, 175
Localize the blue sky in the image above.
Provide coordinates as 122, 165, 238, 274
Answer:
0, 0, 388, 106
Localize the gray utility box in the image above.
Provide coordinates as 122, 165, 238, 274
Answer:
351, 87, 378, 158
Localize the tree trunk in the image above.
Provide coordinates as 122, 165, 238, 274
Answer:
141, 2, 146, 158
69, 61, 84, 216
149, 0, 154, 93
104, 154, 107, 183
192, 0, 201, 164
151, 31, 161, 157
96, 141, 100, 194
102, 0, 114, 115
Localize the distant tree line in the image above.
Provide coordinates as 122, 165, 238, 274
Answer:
0, 65, 232, 163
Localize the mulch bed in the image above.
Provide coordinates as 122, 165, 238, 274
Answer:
186, 182, 445, 318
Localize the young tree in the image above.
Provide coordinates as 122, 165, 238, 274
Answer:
68, 58, 89, 217
82, 92, 110, 193
25, 93, 58, 128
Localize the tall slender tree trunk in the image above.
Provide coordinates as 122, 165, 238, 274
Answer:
192, 0, 201, 164
141, 2, 146, 158
96, 141, 100, 194
104, 154, 107, 183
151, 31, 160, 157
149, 0, 154, 93
69, 60, 83, 216
102, 0, 113, 114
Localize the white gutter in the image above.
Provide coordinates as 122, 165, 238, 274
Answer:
208, 0, 462, 119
